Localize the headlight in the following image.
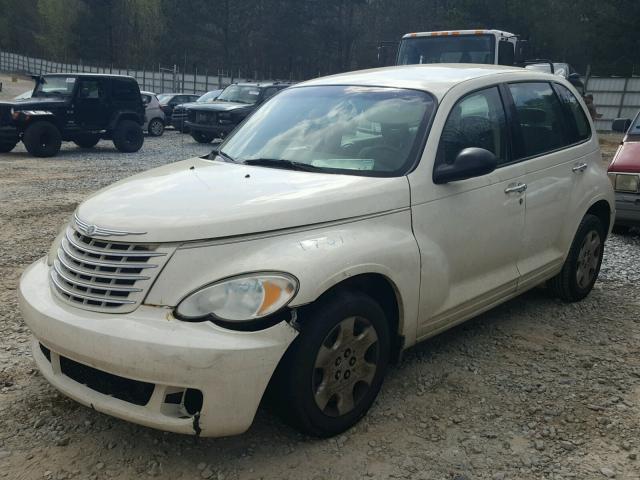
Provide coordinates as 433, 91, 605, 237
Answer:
175, 273, 298, 322
613, 173, 640, 193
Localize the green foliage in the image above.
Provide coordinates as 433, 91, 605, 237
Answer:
0, 0, 638, 77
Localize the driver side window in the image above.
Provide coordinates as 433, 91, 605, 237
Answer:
437, 86, 509, 166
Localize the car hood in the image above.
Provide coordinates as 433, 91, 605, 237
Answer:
610, 138, 640, 174
0, 97, 68, 110
75, 158, 410, 243
187, 101, 253, 112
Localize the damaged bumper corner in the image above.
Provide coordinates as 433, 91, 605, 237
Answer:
19, 258, 298, 437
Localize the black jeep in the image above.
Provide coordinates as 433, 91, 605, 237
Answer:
0, 73, 145, 157
185, 82, 292, 143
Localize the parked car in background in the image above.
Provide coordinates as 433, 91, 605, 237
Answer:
157, 93, 200, 124
185, 82, 292, 143
524, 62, 585, 94
19, 65, 614, 439
609, 113, 640, 233
141, 91, 165, 136
171, 89, 223, 133
0, 73, 144, 157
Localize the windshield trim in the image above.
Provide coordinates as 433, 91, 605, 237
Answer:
216, 84, 439, 178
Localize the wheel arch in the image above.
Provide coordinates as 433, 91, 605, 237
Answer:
108, 111, 144, 130
298, 272, 405, 363
585, 199, 612, 238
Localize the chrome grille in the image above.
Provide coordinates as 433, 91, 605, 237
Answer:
50, 227, 173, 313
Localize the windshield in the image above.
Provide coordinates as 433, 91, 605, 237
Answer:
197, 90, 222, 103
156, 94, 173, 104
397, 35, 496, 65
33, 76, 76, 97
219, 85, 435, 176
217, 85, 262, 104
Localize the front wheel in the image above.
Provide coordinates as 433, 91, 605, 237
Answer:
112, 120, 144, 152
23, 121, 62, 157
549, 214, 605, 302
273, 290, 390, 437
191, 131, 214, 143
148, 118, 164, 137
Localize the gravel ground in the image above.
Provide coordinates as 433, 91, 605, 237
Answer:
1, 132, 639, 480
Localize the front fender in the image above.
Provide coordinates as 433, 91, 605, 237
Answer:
145, 210, 421, 347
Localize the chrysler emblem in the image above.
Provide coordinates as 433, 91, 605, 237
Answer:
74, 213, 146, 237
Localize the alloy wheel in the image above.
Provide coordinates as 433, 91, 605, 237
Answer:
576, 229, 601, 289
312, 316, 379, 417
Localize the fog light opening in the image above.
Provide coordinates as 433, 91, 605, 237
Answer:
184, 389, 203, 416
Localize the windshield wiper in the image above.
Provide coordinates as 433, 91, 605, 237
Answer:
242, 158, 323, 172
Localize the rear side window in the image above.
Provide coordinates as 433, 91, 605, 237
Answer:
508, 82, 568, 159
554, 84, 591, 143
112, 79, 140, 102
437, 86, 509, 166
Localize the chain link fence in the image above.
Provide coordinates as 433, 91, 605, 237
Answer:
0, 50, 258, 95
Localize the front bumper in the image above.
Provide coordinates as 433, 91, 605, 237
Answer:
19, 258, 298, 437
185, 121, 234, 136
614, 191, 640, 226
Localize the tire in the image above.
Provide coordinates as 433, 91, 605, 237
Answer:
112, 119, 144, 153
612, 225, 630, 235
73, 133, 101, 149
273, 290, 390, 437
148, 118, 164, 137
549, 214, 605, 302
191, 131, 214, 143
0, 141, 17, 153
23, 121, 62, 158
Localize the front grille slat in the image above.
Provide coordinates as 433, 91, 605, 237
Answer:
61, 239, 158, 269
50, 227, 173, 313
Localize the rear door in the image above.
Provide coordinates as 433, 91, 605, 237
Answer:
411, 86, 526, 337
505, 82, 592, 289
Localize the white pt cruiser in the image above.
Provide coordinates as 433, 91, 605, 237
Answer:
19, 65, 615, 438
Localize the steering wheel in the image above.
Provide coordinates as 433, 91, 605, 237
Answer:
358, 145, 403, 170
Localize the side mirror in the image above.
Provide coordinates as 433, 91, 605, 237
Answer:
433, 147, 497, 184
612, 118, 632, 133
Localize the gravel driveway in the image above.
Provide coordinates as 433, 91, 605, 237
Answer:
1, 132, 639, 480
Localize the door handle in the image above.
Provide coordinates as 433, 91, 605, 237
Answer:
572, 163, 588, 173
504, 183, 527, 194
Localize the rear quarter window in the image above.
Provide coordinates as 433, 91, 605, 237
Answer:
112, 79, 140, 102
553, 83, 591, 143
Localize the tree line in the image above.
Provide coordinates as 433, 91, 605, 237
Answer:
1, 0, 638, 80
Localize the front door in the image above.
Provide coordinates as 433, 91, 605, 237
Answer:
75, 78, 110, 130
410, 86, 526, 338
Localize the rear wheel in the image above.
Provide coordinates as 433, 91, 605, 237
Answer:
191, 131, 214, 143
113, 120, 144, 152
0, 141, 17, 153
273, 290, 390, 437
148, 118, 164, 137
73, 133, 101, 149
23, 121, 62, 157
549, 214, 605, 302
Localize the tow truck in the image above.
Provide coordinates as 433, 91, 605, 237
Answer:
379, 29, 584, 93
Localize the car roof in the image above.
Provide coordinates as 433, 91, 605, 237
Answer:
233, 82, 293, 88
140, 91, 156, 96
295, 64, 557, 100
43, 73, 136, 80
